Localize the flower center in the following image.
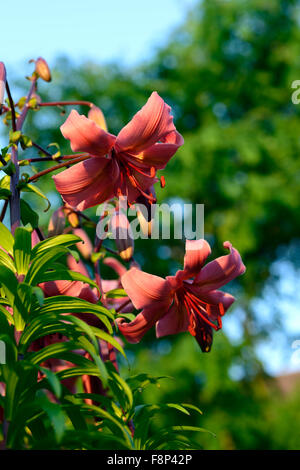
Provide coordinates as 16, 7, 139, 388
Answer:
111, 148, 164, 202
176, 284, 225, 337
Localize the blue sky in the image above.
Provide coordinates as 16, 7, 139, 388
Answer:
2, 0, 196, 74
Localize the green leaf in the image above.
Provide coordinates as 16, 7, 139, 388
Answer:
0, 264, 18, 305
116, 312, 135, 321
2, 160, 16, 176
13, 227, 32, 275
31, 234, 81, 258
0, 188, 11, 200
25, 246, 69, 286
91, 328, 125, 357
36, 392, 66, 443
38, 268, 100, 295
33, 296, 114, 328
108, 368, 133, 416
27, 340, 84, 365
105, 288, 128, 299
20, 199, 39, 229
38, 367, 62, 398
0, 221, 14, 255
145, 426, 215, 450
20, 183, 51, 212
18, 312, 80, 351
0, 247, 16, 273
0, 304, 14, 325
66, 316, 108, 385
80, 403, 134, 448
0, 175, 11, 190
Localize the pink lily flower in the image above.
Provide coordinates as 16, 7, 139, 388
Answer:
53, 92, 184, 210
117, 239, 246, 352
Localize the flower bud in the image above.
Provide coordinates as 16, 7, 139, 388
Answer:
48, 207, 66, 237
88, 105, 107, 131
35, 57, 51, 82
0, 62, 6, 106
110, 210, 134, 262
73, 228, 93, 260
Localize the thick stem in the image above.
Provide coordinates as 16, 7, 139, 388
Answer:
8, 78, 37, 233
16, 79, 37, 130
9, 146, 20, 234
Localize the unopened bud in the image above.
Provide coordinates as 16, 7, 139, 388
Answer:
110, 210, 134, 262
48, 207, 66, 237
35, 57, 51, 82
0, 62, 6, 106
73, 228, 93, 259
88, 105, 107, 131
63, 204, 79, 228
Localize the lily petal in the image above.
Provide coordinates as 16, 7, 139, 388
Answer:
61, 110, 115, 156
73, 228, 93, 259
135, 130, 184, 169
53, 157, 119, 211
156, 303, 189, 338
182, 239, 211, 279
117, 306, 165, 343
40, 279, 83, 298
115, 92, 177, 153
186, 284, 235, 321
121, 267, 173, 310
194, 241, 246, 291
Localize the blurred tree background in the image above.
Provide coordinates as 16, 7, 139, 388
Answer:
2, 0, 300, 449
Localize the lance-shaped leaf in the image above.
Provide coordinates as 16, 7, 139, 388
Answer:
31, 234, 81, 259
25, 340, 87, 365
0, 221, 14, 255
0, 247, 16, 273
38, 268, 100, 296
32, 296, 114, 331
66, 316, 108, 385
18, 312, 80, 352
25, 246, 69, 286
0, 264, 18, 305
13, 227, 32, 275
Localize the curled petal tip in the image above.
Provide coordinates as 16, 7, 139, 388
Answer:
88, 105, 108, 132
